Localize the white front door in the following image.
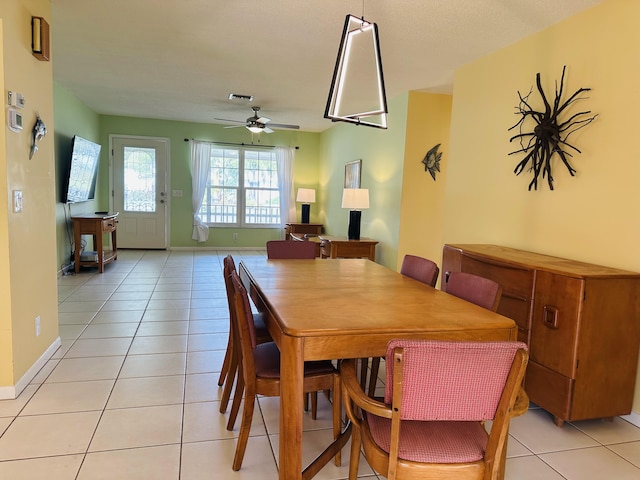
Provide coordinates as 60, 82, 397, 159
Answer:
111, 136, 169, 249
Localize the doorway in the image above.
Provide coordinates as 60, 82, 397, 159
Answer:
110, 136, 169, 249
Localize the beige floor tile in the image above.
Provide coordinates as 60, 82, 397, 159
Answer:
0, 385, 38, 417
91, 310, 144, 323
141, 308, 190, 322
78, 444, 180, 480
259, 395, 335, 435
0, 417, 12, 436
509, 408, 599, 453
189, 298, 227, 309
540, 445, 640, 479
46, 356, 125, 383
182, 400, 266, 443
151, 290, 192, 300
180, 436, 278, 480
109, 290, 153, 302
187, 333, 228, 352
106, 375, 185, 409
185, 373, 221, 403
57, 301, 104, 313
153, 283, 192, 292
0, 454, 84, 480
58, 324, 87, 340
79, 322, 140, 339
506, 436, 533, 457
504, 455, 566, 480
136, 320, 189, 336
186, 350, 226, 374
64, 337, 133, 358
128, 335, 188, 355
101, 299, 150, 311
0, 411, 102, 460
571, 417, 640, 444
189, 307, 229, 321
608, 440, 640, 468
21, 379, 114, 415
57, 311, 96, 325
115, 283, 155, 292
120, 352, 187, 378
188, 319, 228, 334
89, 404, 182, 451
31, 359, 60, 384
148, 299, 191, 310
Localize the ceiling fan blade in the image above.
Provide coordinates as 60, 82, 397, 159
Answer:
215, 117, 246, 124
256, 116, 271, 124
263, 126, 274, 134
223, 125, 245, 129
268, 123, 300, 130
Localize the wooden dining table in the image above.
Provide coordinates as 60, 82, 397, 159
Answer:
239, 258, 517, 480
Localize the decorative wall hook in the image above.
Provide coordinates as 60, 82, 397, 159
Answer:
29, 114, 47, 159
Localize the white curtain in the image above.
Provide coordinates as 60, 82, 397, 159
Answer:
275, 147, 295, 237
190, 141, 211, 242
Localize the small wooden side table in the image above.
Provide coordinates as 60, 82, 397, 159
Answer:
72, 212, 119, 273
285, 223, 323, 238
318, 235, 378, 261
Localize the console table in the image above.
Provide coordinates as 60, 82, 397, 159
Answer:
318, 235, 377, 261
72, 213, 119, 273
285, 223, 323, 238
442, 243, 640, 426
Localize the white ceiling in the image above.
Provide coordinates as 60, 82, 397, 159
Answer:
51, 0, 603, 133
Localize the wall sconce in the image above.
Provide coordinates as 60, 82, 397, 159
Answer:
31, 16, 50, 61
341, 188, 369, 240
325, 15, 387, 129
296, 188, 316, 224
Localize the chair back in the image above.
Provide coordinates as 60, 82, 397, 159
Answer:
223, 255, 237, 311
266, 240, 316, 259
445, 271, 502, 311
230, 270, 259, 351
384, 339, 527, 421
400, 254, 439, 287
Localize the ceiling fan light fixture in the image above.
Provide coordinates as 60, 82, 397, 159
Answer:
247, 125, 263, 133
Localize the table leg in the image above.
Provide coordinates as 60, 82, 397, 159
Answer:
279, 334, 304, 480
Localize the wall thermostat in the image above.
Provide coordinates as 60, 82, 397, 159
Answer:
8, 108, 23, 133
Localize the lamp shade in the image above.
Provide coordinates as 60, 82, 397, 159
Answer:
296, 188, 316, 203
341, 188, 369, 210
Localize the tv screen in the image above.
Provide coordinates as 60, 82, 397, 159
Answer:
64, 135, 101, 203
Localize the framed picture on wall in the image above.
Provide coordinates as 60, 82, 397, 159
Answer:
344, 160, 362, 188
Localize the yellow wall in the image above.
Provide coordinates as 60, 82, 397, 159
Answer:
445, 0, 640, 412
319, 94, 409, 269
0, 0, 59, 394
397, 91, 452, 283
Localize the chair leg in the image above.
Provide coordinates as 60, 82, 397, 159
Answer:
227, 369, 244, 431
311, 392, 318, 420
368, 356, 381, 397
232, 390, 256, 471
348, 420, 362, 480
219, 347, 238, 414
332, 372, 342, 466
217, 333, 232, 387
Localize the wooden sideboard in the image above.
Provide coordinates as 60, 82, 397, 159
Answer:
442, 244, 640, 426
72, 213, 119, 273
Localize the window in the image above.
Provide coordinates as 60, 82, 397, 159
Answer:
197, 147, 280, 226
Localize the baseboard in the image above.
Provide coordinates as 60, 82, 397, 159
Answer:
0, 337, 61, 400
169, 246, 267, 251
621, 411, 640, 428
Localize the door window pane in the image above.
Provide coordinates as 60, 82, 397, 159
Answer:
124, 147, 156, 212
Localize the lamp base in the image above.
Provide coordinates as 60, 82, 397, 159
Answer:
347, 210, 361, 240
301, 204, 310, 224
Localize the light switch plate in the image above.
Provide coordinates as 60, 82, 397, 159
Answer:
13, 190, 23, 213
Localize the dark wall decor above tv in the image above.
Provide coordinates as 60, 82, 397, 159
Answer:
63, 135, 101, 203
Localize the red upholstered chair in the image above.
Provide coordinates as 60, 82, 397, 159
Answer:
400, 254, 439, 287
227, 271, 341, 471
266, 239, 317, 259
445, 271, 502, 312
367, 254, 440, 396
218, 255, 271, 415
342, 340, 529, 480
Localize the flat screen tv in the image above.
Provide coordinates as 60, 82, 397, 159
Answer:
63, 135, 101, 203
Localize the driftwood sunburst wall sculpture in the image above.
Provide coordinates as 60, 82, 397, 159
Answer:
508, 66, 597, 190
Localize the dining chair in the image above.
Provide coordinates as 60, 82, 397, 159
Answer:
445, 271, 502, 312
366, 254, 440, 396
227, 270, 342, 471
342, 339, 529, 480
400, 254, 439, 287
266, 239, 317, 259
218, 255, 271, 415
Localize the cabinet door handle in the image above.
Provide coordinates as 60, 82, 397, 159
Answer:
543, 305, 559, 329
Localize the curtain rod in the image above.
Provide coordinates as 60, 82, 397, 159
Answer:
184, 138, 299, 149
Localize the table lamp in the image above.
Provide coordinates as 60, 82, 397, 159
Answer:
296, 188, 316, 224
341, 188, 369, 240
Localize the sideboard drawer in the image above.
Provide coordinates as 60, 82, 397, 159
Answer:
102, 219, 116, 232
526, 360, 573, 422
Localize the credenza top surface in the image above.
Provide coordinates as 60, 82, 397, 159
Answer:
445, 244, 640, 279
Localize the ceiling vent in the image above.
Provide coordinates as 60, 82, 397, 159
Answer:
228, 93, 253, 101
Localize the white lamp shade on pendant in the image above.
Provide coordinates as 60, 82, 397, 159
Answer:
296, 188, 316, 203
341, 188, 369, 210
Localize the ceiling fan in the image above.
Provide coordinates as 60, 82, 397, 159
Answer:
215, 106, 300, 134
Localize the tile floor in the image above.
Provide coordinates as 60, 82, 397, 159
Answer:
0, 249, 639, 479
